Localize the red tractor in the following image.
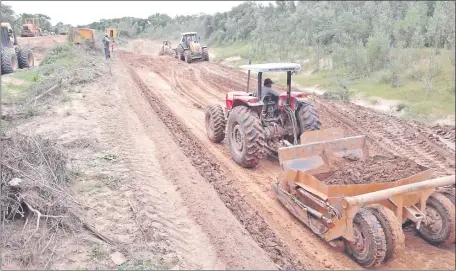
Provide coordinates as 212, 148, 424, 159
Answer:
205, 63, 320, 168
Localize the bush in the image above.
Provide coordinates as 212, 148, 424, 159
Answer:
40, 44, 76, 66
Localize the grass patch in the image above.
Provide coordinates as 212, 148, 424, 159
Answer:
211, 43, 251, 62
118, 259, 172, 270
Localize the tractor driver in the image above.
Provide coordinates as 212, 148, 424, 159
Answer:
262, 78, 280, 100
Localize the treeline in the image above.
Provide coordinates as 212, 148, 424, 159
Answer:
83, 1, 455, 50
84, 1, 454, 75
0, 3, 71, 34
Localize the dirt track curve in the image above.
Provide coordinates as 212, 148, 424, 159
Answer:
117, 47, 455, 270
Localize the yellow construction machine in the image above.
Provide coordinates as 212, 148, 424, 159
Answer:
1, 22, 34, 74
72, 28, 96, 48
176, 32, 209, 63
21, 18, 42, 37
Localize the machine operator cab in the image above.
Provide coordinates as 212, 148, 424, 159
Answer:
239, 63, 302, 119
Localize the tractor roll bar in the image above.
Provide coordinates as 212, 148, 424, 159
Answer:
258, 72, 263, 98
287, 71, 291, 105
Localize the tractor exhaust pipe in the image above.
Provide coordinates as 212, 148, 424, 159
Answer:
246, 58, 251, 92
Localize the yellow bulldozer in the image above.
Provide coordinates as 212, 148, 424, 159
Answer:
1, 22, 35, 74
21, 18, 42, 37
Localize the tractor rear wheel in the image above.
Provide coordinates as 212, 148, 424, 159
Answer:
296, 101, 321, 137
202, 48, 209, 61
418, 192, 455, 245
205, 104, 226, 143
17, 47, 34, 69
184, 50, 192, 63
227, 106, 265, 168
367, 204, 405, 262
1, 49, 19, 74
344, 208, 387, 268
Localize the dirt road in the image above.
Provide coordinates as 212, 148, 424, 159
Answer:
7, 36, 454, 269
117, 44, 455, 270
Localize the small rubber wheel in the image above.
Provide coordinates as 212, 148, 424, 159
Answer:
205, 104, 226, 143
367, 204, 405, 262
417, 192, 455, 245
344, 208, 387, 268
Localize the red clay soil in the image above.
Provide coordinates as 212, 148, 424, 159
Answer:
318, 154, 427, 185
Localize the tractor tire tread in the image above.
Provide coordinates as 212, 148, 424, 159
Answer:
367, 204, 405, 262
228, 106, 265, 168
17, 47, 34, 69
297, 101, 321, 135
344, 208, 387, 268
1, 49, 18, 74
202, 47, 209, 61
184, 50, 192, 63
205, 104, 226, 143
418, 192, 455, 245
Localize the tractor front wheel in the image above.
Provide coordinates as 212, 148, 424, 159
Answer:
17, 47, 34, 69
184, 50, 192, 63
417, 192, 455, 245
205, 104, 226, 143
1, 49, 19, 74
344, 208, 387, 268
296, 101, 321, 137
227, 106, 265, 168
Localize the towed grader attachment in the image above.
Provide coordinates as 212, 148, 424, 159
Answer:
273, 127, 455, 268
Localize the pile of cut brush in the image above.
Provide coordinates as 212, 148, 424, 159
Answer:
0, 133, 82, 268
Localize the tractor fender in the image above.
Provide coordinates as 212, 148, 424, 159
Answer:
230, 97, 263, 116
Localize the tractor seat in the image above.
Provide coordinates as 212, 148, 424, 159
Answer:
262, 94, 279, 103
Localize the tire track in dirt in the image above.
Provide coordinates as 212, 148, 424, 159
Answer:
92, 79, 218, 269
320, 100, 455, 176
121, 55, 307, 270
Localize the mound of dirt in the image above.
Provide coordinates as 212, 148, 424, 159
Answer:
317, 154, 426, 185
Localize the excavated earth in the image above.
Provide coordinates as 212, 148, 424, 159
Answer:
115, 40, 455, 270
318, 155, 427, 185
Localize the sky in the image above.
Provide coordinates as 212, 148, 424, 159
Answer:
3, 1, 259, 26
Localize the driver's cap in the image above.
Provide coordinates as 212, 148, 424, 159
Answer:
264, 78, 274, 85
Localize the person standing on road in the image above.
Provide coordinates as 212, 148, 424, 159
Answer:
102, 34, 111, 59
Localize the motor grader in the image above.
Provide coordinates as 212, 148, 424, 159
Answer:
158, 40, 176, 57
176, 32, 209, 63
1, 22, 35, 75
205, 63, 320, 168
